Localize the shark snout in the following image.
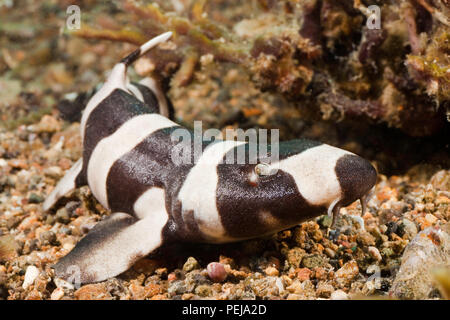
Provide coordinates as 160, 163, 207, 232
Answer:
335, 154, 377, 206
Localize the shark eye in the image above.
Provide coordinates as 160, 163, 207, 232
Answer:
255, 163, 272, 176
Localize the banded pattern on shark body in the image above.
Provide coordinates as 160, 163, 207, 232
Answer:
44, 32, 377, 284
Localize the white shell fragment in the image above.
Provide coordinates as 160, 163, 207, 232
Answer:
22, 265, 40, 290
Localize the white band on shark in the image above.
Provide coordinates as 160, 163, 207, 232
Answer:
272, 144, 352, 207
87, 114, 176, 208
140, 32, 172, 53
80, 32, 173, 143
80, 63, 128, 142
178, 140, 246, 241
133, 187, 168, 220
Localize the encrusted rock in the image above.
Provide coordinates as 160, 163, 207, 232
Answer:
301, 254, 327, 269
316, 281, 334, 298
74, 283, 112, 300
399, 218, 418, 240
430, 170, 450, 191
183, 257, 200, 272
391, 226, 450, 299
39, 230, 57, 245
168, 280, 187, 296
335, 260, 359, 288
0, 235, 20, 261
286, 247, 306, 268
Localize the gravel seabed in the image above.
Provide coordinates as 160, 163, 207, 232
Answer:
0, 2, 448, 300
0, 117, 448, 299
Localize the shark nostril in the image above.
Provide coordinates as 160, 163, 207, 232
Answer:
335, 154, 377, 206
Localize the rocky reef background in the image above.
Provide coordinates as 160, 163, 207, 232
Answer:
0, 0, 449, 300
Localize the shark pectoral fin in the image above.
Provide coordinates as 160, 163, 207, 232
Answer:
43, 158, 84, 211
53, 211, 167, 284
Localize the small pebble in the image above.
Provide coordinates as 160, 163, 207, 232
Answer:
45, 215, 55, 225
301, 254, 327, 269
264, 266, 279, 277
295, 268, 312, 281
286, 247, 306, 268
357, 231, 376, 246
400, 218, 418, 239
6, 216, 22, 230
40, 230, 57, 245
331, 289, 348, 300
275, 277, 284, 294
430, 170, 450, 191
65, 201, 80, 215
335, 260, 359, 288
167, 272, 177, 282
168, 280, 187, 296
74, 283, 112, 300
207, 262, 227, 283
316, 281, 334, 298
324, 248, 335, 258
28, 193, 44, 203
195, 284, 212, 297
32, 115, 61, 133
56, 208, 71, 224
54, 278, 74, 290
317, 215, 332, 228
425, 214, 437, 224
328, 229, 340, 242
44, 166, 63, 179
368, 246, 382, 262
22, 266, 39, 290
200, 53, 214, 66
50, 287, 65, 300
0, 235, 20, 260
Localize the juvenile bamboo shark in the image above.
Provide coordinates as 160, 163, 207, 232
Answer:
44, 32, 377, 284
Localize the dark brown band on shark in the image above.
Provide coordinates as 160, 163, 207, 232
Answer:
335, 154, 377, 206
106, 127, 219, 240
277, 139, 323, 160
80, 89, 160, 181
131, 82, 159, 110
168, 203, 205, 242
105, 127, 215, 213
216, 143, 325, 239
120, 49, 141, 66
132, 82, 175, 120
75, 169, 87, 187
166, 97, 175, 121
106, 126, 182, 214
